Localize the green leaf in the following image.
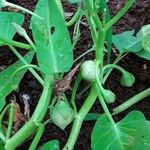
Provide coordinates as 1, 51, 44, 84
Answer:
141, 24, 150, 52
91, 111, 150, 150
135, 50, 150, 60
84, 113, 100, 121
112, 30, 142, 52
0, 12, 24, 46
31, 0, 73, 75
0, 51, 34, 110
40, 140, 59, 150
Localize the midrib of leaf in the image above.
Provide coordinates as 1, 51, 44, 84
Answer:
47, 0, 58, 72
96, 124, 124, 150
126, 38, 141, 50
113, 124, 124, 150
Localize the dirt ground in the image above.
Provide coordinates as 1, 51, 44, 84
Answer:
0, 0, 150, 149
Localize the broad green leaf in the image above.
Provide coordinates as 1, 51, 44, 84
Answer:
112, 30, 142, 52
0, 51, 34, 110
31, 0, 73, 75
91, 111, 150, 150
40, 140, 59, 150
84, 113, 100, 121
0, 12, 24, 46
141, 24, 150, 52
135, 49, 150, 60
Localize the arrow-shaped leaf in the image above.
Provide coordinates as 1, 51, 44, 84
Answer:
31, 0, 73, 75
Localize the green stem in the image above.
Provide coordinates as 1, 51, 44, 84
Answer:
29, 123, 44, 150
103, 53, 127, 84
0, 37, 32, 50
73, 46, 94, 63
96, 30, 106, 70
85, 12, 97, 46
113, 88, 150, 115
66, 6, 81, 27
72, 15, 82, 49
71, 73, 82, 114
96, 84, 115, 124
95, 62, 115, 124
5, 75, 53, 150
11, 64, 41, 90
9, 46, 44, 86
0, 132, 5, 143
102, 64, 127, 77
23, 34, 36, 52
0, 104, 12, 134
105, 0, 135, 30
6, 104, 15, 140
63, 86, 97, 150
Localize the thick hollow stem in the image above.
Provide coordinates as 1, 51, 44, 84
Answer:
113, 88, 150, 115
63, 86, 97, 150
5, 75, 53, 150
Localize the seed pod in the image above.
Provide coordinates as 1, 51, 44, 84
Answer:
51, 101, 74, 130
80, 60, 97, 83
102, 89, 116, 104
121, 72, 135, 87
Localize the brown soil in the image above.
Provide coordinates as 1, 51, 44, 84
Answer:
0, 0, 150, 150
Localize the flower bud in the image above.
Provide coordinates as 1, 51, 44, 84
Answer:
12, 23, 27, 37
80, 60, 98, 83
102, 89, 116, 104
121, 72, 135, 87
51, 101, 74, 130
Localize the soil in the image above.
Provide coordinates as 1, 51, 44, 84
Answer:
0, 0, 150, 150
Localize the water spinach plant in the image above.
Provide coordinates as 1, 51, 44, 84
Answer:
0, 0, 150, 149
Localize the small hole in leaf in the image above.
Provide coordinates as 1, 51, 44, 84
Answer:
50, 26, 55, 34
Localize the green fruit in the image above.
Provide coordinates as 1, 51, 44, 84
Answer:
51, 101, 74, 130
121, 72, 135, 87
80, 60, 97, 82
102, 89, 116, 104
